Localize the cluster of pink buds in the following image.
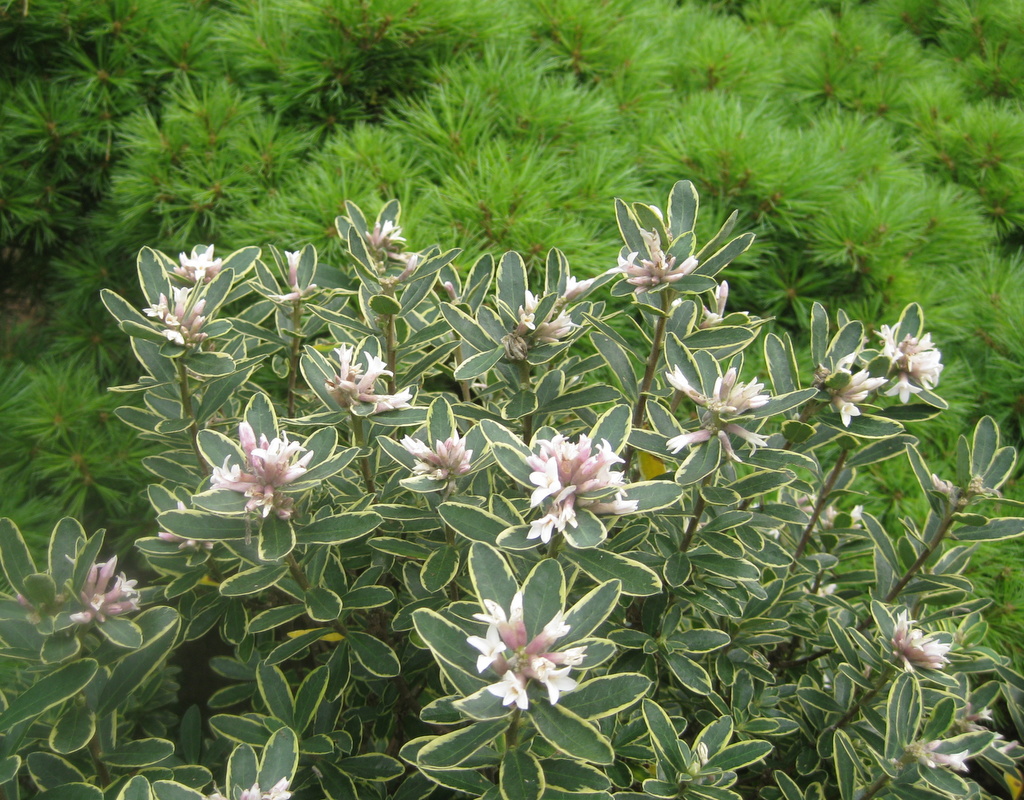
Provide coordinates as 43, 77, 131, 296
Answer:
142, 286, 208, 347
877, 325, 944, 403
174, 245, 223, 284
269, 251, 317, 303
891, 611, 952, 672
324, 345, 413, 413
210, 421, 314, 520
908, 740, 969, 772
527, 434, 639, 544
665, 366, 770, 461
69, 556, 141, 625
401, 433, 473, 488
610, 228, 699, 293
208, 778, 291, 800
467, 592, 586, 709
516, 290, 577, 345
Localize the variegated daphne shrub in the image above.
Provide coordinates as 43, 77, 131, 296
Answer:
2, 182, 1024, 800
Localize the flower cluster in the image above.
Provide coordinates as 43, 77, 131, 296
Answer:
878, 325, 944, 403
208, 778, 291, 800
401, 433, 473, 489
367, 220, 405, 255
517, 290, 576, 345
174, 245, 222, 284
527, 434, 639, 544
69, 556, 141, 625
142, 287, 208, 347
210, 422, 314, 520
611, 229, 698, 293
891, 611, 952, 672
467, 592, 586, 709
909, 740, 969, 773
324, 345, 413, 413
665, 366, 770, 460
269, 250, 317, 303
828, 369, 888, 426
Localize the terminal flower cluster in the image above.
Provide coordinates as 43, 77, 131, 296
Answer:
517, 290, 576, 345
665, 366, 770, 460
401, 433, 473, 488
269, 250, 317, 303
324, 345, 413, 413
527, 434, 639, 544
142, 286, 208, 347
174, 245, 222, 284
891, 611, 952, 672
878, 325, 944, 403
467, 592, 586, 709
908, 740, 969, 773
69, 556, 141, 625
828, 369, 888, 427
211, 421, 314, 520
611, 228, 698, 293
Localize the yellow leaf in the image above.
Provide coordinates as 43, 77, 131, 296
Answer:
639, 450, 666, 481
286, 628, 344, 642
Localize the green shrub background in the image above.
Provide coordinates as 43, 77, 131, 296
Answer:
2, 0, 1023, 657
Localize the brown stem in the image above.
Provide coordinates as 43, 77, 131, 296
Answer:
790, 449, 848, 568
176, 359, 208, 476
89, 733, 111, 787
858, 772, 892, 800
623, 291, 671, 474
882, 505, 958, 604
827, 664, 894, 734
680, 490, 708, 553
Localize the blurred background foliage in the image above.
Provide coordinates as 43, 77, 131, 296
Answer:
2, 0, 1023, 640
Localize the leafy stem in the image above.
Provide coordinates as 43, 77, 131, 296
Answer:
350, 411, 377, 494
88, 732, 111, 787
882, 496, 963, 604
828, 663, 895, 733
791, 449, 849, 567
624, 289, 672, 474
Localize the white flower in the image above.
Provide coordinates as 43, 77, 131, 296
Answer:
526, 656, 577, 705
142, 286, 208, 347
526, 434, 638, 543
324, 346, 413, 413
468, 592, 585, 710
467, 625, 507, 673
401, 433, 473, 487
891, 611, 952, 672
878, 325, 943, 402
915, 740, 970, 772
487, 670, 530, 710
209, 421, 314, 520
175, 245, 222, 283
830, 370, 887, 426
608, 229, 699, 293
665, 366, 770, 460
